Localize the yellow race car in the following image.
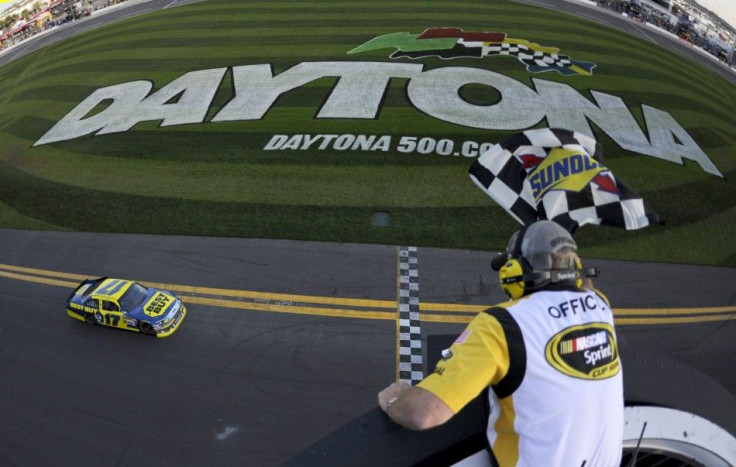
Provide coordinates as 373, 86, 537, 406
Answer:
66, 277, 186, 338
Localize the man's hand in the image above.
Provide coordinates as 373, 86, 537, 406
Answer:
378, 382, 411, 412
377, 382, 455, 430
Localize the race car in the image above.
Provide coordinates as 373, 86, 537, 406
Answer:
66, 277, 187, 338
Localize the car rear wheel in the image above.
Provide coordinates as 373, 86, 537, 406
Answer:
139, 321, 156, 336
84, 312, 96, 325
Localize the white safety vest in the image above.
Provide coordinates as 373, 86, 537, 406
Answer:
419, 287, 624, 467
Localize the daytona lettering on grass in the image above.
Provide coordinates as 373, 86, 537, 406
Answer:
33, 62, 721, 177
264, 134, 496, 157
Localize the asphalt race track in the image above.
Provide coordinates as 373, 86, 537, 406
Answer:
1, 229, 735, 465
1, 0, 735, 465
0, 231, 403, 465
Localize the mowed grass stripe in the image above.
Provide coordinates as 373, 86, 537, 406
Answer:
10, 71, 730, 134
13, 69, 721, 116
29, 1, 615, 51
0, 162, 519, 245
11, 160, 480, 207
11, 67, 716, 116
11, 47, 722, 105
605, 90, 733, 125
4, 1, 707, 87
51, 23, 618, 54
11, 134, 732, 212
76, 20, 630, 54
13, 27, 726, 109
7, 103, 732, 174
7, 115, 730, 177
4, 106, 513, 147
3, 157, 731, 265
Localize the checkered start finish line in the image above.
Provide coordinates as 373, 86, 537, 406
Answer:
398, 246, 423, 385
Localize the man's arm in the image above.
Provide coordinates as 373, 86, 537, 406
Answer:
377, 382, 455, 430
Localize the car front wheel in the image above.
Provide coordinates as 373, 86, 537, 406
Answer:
139, 321, 156, 336
84, 312, 96, 325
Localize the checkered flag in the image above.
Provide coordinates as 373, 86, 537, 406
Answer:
485, 42, 595, 76
468, 128, 661, 232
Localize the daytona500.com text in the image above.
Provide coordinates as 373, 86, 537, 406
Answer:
264, 134, 496, 157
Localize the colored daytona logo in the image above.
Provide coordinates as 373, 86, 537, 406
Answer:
348, 27, 596, 76
545, 323, 620, 380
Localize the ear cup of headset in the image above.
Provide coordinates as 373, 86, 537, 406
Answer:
499, 258, 526, 300
499, 224, 530, 299
574, 256, 583, 289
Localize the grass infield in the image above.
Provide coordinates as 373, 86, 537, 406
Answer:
0, 0, 734, 266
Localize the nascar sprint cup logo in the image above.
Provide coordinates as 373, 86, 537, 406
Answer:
545, 323, 620, 380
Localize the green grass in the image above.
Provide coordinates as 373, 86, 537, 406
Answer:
0, 0, 734, 266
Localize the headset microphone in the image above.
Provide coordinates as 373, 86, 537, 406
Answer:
584, 267, 599, 278
491, 253, 508, 272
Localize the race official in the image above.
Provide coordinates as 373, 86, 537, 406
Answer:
378, 220, 624, 467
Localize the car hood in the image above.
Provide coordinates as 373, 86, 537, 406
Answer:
128, 290, 180, 322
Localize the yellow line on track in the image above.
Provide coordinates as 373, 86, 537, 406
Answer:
0, 262, 394, 309
614, 314, 736, 325
0, 269, 80, 288
421, 303, 488, 313
1, 262, 734, 326
613, 307, 736, 315
185, 295, 395, 320
0, 263, 89, 281
161, 285, 393, 309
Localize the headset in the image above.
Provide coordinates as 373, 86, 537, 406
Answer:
492, 224, 598, 300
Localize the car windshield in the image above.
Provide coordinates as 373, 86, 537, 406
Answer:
119, 283, 149, 312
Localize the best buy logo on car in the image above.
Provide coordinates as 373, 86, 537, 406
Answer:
144, 292, 172, 317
